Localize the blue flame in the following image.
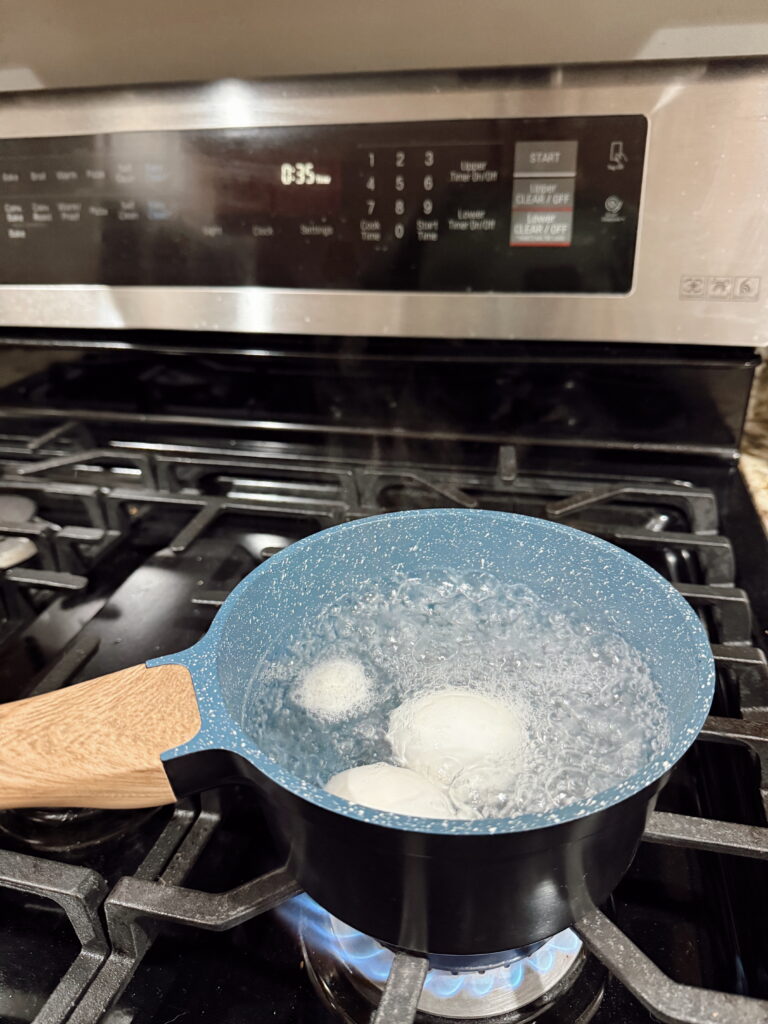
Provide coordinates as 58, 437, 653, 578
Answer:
340, 932, 383, 961
428, 972, 465, 998
275, 893, 581, 1002
550, 929, 581, 954
528, 947, 554, 974
469, 972, 494, 997
508, 961, 525, 989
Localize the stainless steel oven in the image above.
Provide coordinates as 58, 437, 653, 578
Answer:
1, 46, 768, 1024
0, 59, 765, 345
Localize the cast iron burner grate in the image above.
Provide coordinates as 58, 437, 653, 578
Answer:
3, 799, 768, 1024
1, 368, 768, 1022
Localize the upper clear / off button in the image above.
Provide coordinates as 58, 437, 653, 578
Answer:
513, 141, 578, 177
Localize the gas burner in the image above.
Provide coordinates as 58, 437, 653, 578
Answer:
284, 895, 604, 1022
0, 492, 38, 568
0, 534, 36, 568
0, 805, 164, 855
0, 495, 37, 522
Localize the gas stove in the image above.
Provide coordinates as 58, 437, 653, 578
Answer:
1, 340, 768, 1024
2, 55, 768, 1024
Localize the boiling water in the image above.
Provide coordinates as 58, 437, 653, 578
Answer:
245, 568, 670, 820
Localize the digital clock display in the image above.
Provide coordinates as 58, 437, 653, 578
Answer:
279, 161, 333, 186
0, 115, 646, 291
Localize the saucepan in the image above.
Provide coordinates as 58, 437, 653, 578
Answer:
0, 509, 714, 955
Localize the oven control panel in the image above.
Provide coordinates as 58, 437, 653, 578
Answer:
0, 115, 646, 292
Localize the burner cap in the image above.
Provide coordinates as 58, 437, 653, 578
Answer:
0, 536, 37, 569
0, 495, 37, 523
332, 919, 583, 1020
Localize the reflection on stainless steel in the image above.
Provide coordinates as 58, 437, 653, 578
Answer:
0, 61, 765, 343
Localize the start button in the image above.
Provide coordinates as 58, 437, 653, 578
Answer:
513, 141, 578, 176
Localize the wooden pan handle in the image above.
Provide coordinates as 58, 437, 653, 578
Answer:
0, 663, 202, 809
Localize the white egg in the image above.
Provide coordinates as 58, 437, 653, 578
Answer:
324, 762, 456, 818
294, 657, 373, 722
387, 688, 526, 786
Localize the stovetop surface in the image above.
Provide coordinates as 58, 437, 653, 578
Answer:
0, 341, 767, 1024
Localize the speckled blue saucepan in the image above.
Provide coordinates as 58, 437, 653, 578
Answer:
0, 509, 714, 955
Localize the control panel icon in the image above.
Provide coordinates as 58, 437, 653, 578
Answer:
681, 275, 761, 301
707, 276, 733, 299
680, 275, 706, 298
607, 141, 628, 171
734, 276, 760, 301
